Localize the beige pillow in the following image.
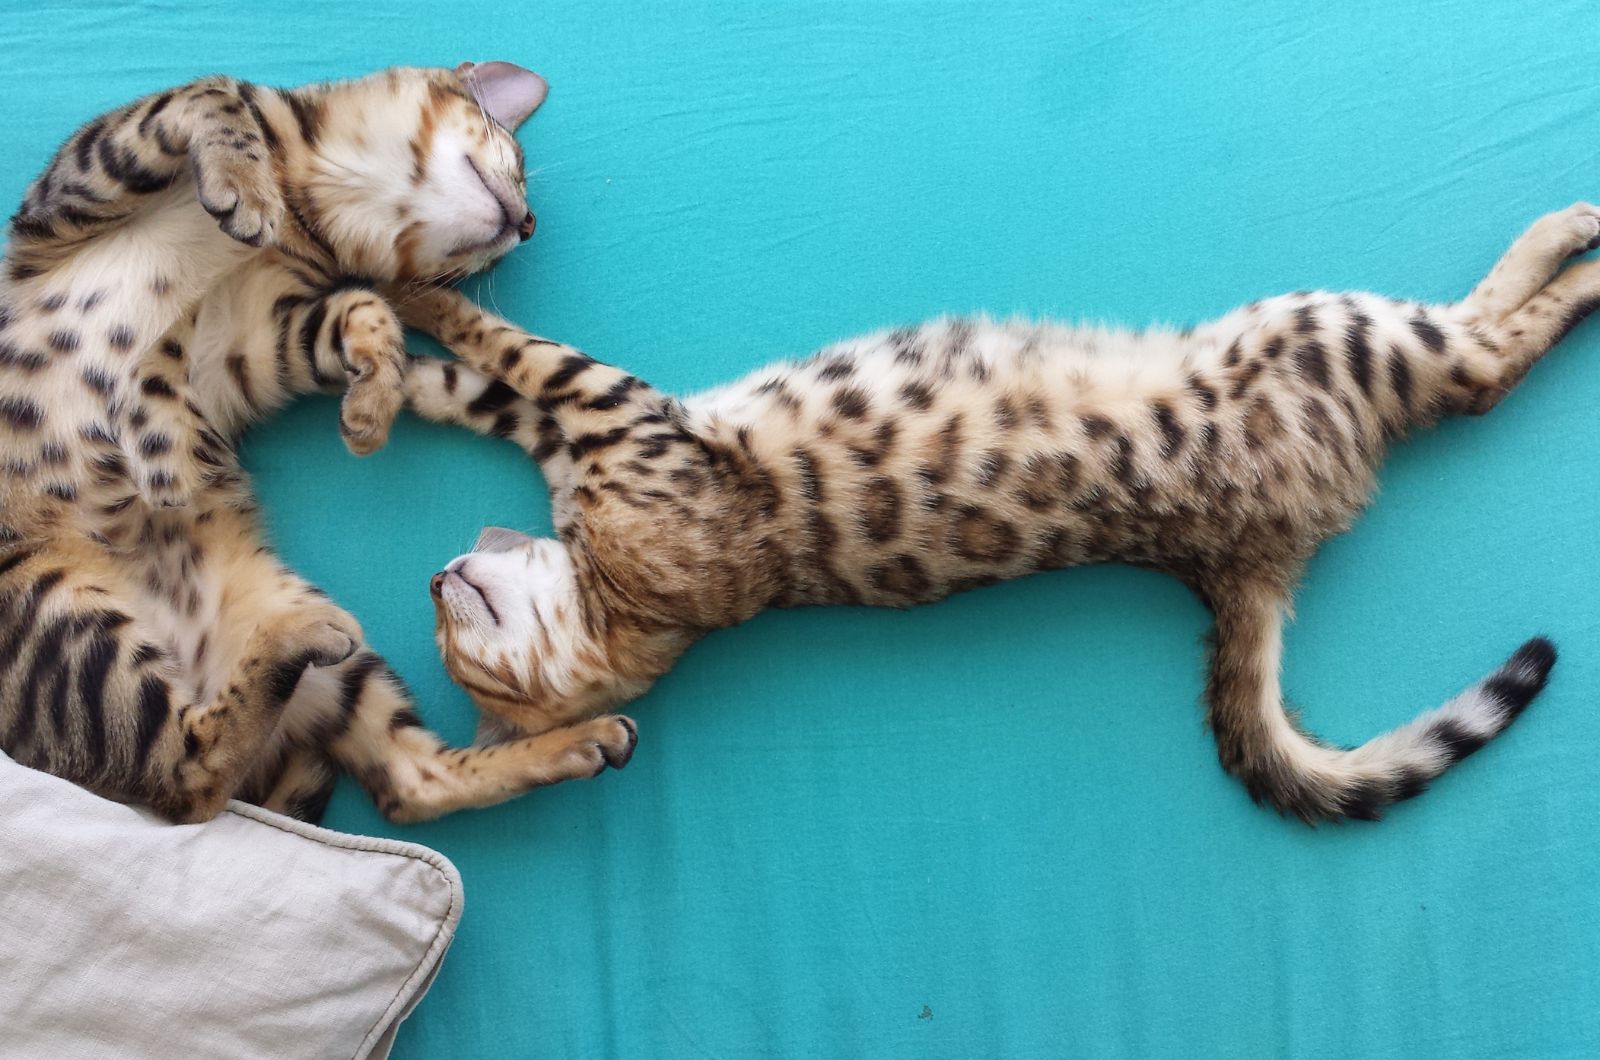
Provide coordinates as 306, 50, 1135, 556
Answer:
0, 751, 462, 1060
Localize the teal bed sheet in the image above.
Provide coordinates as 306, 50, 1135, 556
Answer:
5, 2, 1599, 1056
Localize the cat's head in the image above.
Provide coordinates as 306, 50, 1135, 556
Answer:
427, 527, 681, 733
277, 62, 548, 283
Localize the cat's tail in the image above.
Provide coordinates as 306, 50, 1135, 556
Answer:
1204, 576, 1554, 823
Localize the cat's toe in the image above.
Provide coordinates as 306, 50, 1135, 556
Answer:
597, 716, 638, 769
194, 155, 285, 248
339, 385, 403, 456
282, 605, 364, 668
298, 622, 360, 668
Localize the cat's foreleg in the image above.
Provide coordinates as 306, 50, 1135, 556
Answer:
391, 285, 666, 442
12, 76, 284, 251
313, 658, 637, 821
402, 355, 578, 498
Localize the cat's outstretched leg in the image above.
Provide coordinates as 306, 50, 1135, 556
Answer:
1460, 202, 1600, 324
1445, 204, 1600, 413
392, 286, 672, 445
403, 355, 578, 503
312, 657, 637, 822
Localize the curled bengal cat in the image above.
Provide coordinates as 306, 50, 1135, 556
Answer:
0, 62, 638, 824
394, 204, 1600, 822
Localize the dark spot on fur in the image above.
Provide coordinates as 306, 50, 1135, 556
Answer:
858, 476, 903, 543
832, 386, 870, 420
950, 505, 1020, 563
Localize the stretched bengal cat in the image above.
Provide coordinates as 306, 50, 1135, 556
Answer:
396, 203, 1600, 822
0, 62, 638, 825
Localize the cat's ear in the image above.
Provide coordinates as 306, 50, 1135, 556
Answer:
457, 61, 548, 131
474, 526, 536, 553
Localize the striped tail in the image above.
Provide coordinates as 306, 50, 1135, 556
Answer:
1205, 578, 1555, 822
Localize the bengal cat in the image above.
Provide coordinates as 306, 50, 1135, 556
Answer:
395, 203, 1600, 822
0, 63, 637, 825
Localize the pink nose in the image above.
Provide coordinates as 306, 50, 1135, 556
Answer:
429, 572, 446, 599
517, 211, 535, 240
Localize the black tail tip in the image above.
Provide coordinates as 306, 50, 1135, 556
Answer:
1484, 636, 1557, 720
1510, 636, 1558, 680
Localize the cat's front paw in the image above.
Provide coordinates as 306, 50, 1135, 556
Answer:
341, 371, 404, 455
573, 715, 638, 776
336, 299, 408, 455
192, 144, 284, 248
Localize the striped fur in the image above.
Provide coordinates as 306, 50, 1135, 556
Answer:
0, 64, 635, 824
400, 204, 1598, 822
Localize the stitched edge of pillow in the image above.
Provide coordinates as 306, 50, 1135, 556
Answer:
221, 800, 465, 1059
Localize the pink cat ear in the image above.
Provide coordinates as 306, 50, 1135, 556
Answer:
474, 526, 534, 553
458, 61, 548, 131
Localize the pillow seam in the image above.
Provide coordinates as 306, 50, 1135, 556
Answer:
221, 801, 465, 1059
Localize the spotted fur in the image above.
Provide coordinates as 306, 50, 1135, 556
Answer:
0, 63, 637, 824
402, 204, 1600, 822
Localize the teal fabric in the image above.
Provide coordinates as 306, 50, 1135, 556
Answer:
6, 3, 1599, 1056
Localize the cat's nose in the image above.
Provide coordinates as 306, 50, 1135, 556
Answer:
429, 572, 446, 599
517, 211, 535, 240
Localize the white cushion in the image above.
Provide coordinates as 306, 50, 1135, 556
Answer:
0, 751, 462, 1060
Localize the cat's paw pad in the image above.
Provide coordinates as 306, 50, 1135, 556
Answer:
193, 148, 284, 248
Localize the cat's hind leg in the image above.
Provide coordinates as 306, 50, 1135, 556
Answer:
1460, 202, 1600, 324
0, 537, 359, 822
150, 602, 361, 822
1418, 203, 1600, 417
1446, 256, 1600, 414
254, 743, 339, 823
